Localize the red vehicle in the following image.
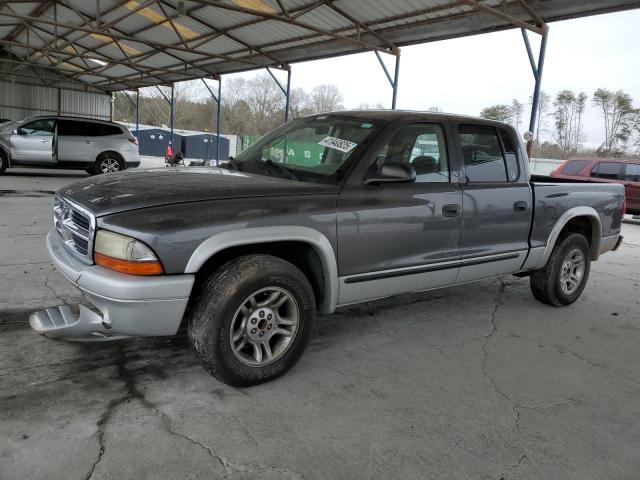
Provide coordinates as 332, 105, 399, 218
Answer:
550, 157, 640, 214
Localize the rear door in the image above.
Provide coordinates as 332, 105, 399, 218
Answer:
57, 120, 96, 164
337, 120, 462, 305
454, 123, 532, 283
10, 118, 56, 163
623, 162, 640, 213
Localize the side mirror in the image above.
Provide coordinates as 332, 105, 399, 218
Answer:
364, 161, 416, 185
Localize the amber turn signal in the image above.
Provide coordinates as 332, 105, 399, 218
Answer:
94, 252, 164, 276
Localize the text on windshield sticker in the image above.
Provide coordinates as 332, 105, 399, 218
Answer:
318, 136, 357, 153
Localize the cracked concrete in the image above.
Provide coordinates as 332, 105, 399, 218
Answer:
2, 169, 640, 479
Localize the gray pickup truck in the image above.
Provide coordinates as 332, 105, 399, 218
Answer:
30, 111, 625, 386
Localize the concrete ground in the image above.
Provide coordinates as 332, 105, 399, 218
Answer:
1, 167, 640, 480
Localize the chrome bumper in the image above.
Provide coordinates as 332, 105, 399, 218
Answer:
30, 230, 195, 340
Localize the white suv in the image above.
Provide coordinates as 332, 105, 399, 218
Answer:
0, 116, 140, 175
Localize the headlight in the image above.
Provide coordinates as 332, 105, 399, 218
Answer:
94, 230, 163, 275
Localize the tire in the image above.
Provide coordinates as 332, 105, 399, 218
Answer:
187, 254, 316, 386
0, 150, 8, 174
530, 233, 591, 307
94, 154, 123, 174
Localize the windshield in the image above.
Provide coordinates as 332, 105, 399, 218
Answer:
0, 118, 28, 133
232, 115, 383, 183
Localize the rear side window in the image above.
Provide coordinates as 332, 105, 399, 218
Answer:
561, 159, 591, 175
625, 163, 640, 182
459, 124, 507, 182
591, 162, 622, 180
58, 120, 86, 136
84, 122, 123, 136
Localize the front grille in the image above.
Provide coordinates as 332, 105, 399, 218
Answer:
54, 196, 95, 263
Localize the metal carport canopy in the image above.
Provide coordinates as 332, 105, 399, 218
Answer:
1, 0, 639, 92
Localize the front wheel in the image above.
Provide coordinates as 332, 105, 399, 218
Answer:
530, 233, 591, 307
187, 254, 315, 386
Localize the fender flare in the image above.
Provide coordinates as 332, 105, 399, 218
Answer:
184, 226, 339, 314
535, 206, 602, 269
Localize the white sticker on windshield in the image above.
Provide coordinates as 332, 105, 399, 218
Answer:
318, 136, 357, 153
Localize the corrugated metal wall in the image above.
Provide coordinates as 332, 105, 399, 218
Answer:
0, 60, 110, 121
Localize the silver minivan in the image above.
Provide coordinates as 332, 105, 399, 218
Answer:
0, 116, 140, 175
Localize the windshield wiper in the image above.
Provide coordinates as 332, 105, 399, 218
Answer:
265, 159, 300, 181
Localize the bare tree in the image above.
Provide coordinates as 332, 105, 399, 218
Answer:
553, 90, 588, 159
354, 102, 386, 110
510, 99, 524, 132
309, 84, 344, 113
592, 88, 638, 156
480, 104, 512, 122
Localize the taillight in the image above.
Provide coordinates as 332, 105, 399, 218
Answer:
128, 137, 138, 145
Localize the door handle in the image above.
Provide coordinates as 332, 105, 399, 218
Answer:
86, 141, 95, 144
442, 204, 461, 217
514, 201, 528, 212
39, 139, 49, 143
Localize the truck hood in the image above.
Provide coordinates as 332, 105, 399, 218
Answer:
60, 167, 340, 216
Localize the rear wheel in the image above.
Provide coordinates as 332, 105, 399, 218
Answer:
187, 254, 315, 386
530, 233, 591, 307
94, 154, 123, 174
0, 150, 8, 174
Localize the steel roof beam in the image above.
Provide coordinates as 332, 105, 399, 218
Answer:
195, 1, 392, 54
0, 9, 282, 70
459, 0, 543, 34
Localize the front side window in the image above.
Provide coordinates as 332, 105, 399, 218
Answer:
17, 119, 55, 136
459, 124, 508, 182
591, 162, 622, 180
233, 115, 382, 184
624, 163, 640, 182
375, 123, 449, 183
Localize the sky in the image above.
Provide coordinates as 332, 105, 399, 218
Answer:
225, 9, 640, 149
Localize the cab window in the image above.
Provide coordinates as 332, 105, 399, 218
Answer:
458, 124, 508, 182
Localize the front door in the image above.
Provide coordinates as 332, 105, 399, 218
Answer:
10, 118, 56, 163
337, 121, 462, 305
454, 123, 532, 283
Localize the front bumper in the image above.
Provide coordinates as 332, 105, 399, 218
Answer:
30, 230, 194, 340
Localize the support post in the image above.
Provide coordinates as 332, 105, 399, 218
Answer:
392, 49, 401, 110
122, 89, 140, 140
522, 26, 548, 157
169, 83, 174, 153
216, 76, 221, 164
375, 48, 401, 109
135, 88, 139, 142
284, 67, 291, 123
201, 76, 222, 165
266, 65, 291, 123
